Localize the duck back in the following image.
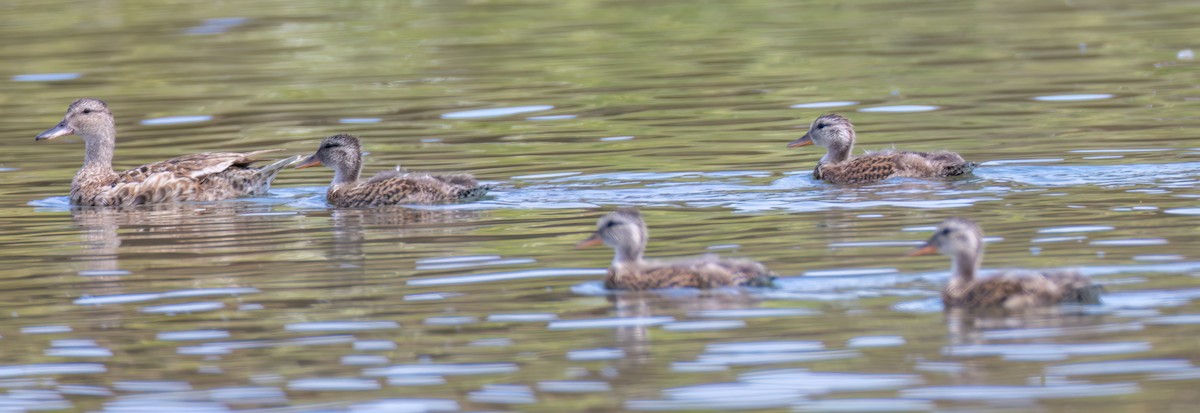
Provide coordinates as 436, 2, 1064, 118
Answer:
605, 254, 776, 290
330, 171, 490, 208
817, 149, 975, 184
945, 269, 1101, 311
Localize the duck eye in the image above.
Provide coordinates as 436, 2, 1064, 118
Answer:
939, 228, 951, 236
816, 123, 826, 129
82, 109, 93, 114
604, 221, 618, 228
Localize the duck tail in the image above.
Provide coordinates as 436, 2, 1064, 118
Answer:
456, 184, 492, 202
254, 154, 305, 183
945, 161, 979, 177
742, 272, 778, 288
1068, 284, 1105, 305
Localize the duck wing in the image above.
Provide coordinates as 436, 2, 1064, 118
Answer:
121, 150, 282, 182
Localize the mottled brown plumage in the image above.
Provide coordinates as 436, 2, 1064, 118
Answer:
788, 114, 976, 184
576, 208, 776, 290
909, 218, 1102, 312
35, 98, 299, 206
295, 134, 490, 208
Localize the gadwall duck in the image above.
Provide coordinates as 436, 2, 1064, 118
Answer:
36, 98, 299, 206
908, 217, 1102, 311
295, 134, 490, 207
787, 114, 976, 184
576, 208, 776, 290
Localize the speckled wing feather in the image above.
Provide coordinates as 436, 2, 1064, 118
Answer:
72, 150, 290, 206
950, 275, 1041, 310
818, 154, 900, 184
605, 255, 776, 290
329, 172, 490, 208
123, 150, 281, 180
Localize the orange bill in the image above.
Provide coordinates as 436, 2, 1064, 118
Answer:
294, 154, 322, 169
575, 233, 603, 249
906, 244, 938, 257
787, 133, 813, 148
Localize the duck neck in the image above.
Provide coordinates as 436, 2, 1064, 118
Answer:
331, 157, 362, 187
821, 136, 854, 164
78, 128, 117, 180
951, 249, 982, 282
612, 243, 644, 267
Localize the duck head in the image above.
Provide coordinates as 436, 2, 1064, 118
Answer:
296, 134, 363, 184
37, 98, 115, 142
908, 217, 985, 281
576, 207, 648, 264
787, 114, 856, 164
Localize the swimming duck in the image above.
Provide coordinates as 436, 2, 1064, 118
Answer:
576, 208, 776, 290
787, 114, 976, 184
36, 98, 299, 206
294, 134, 490, 208
908, 217, 1101, 311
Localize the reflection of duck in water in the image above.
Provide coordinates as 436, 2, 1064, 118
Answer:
71, 204, 284, 262
68, 204, 277, 285
787, 114, 976, 184
295, 134, 490, 208
36, 98, 298, 206
576, 208, 775, 290
326, 208, 483, 267
608, 290, 764, 365
908, 217, 1101, 312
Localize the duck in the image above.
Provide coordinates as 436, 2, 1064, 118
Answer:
575, 208, 776, 290
294, 134, 490, 208
36, 98, 300, 206
787, 114, 977, 184
907, 217, 1102, 311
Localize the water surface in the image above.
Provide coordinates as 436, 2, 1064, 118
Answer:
2, 0, 1200, 411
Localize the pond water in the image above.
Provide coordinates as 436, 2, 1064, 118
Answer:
1, 0, 1200, 411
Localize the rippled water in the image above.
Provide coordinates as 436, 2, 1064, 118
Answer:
2, 0, 1200, 411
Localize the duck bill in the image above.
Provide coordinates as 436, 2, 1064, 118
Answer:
36, 121, 74, 141
575, 233, 603, 249
906, 243, 938, 257
293, 154, 322, 169
786, 133, 813, 148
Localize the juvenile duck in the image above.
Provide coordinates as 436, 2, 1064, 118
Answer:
908, 217, 1101, 311
36, 98, 299, 206
295, 134, 489, 207
787, 114, 976, 184
576, 208, 776, 290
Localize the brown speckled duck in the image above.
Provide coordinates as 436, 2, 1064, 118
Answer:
787, 114, 976, 184
36, 98, 299, 206
908, 217, 1102, 311
576, 208, 776, 290
295, 134, 490, 208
